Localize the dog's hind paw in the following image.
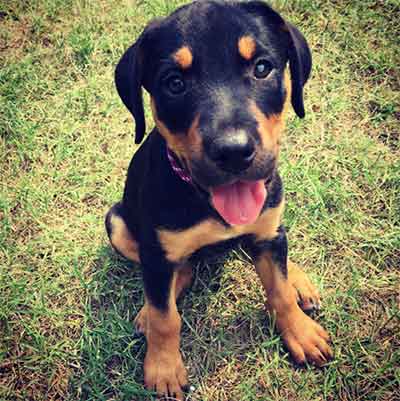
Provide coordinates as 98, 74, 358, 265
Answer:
288, 261, 321, 312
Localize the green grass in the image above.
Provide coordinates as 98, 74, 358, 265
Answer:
1, 0, 399, 400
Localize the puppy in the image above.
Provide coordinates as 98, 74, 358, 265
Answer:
106, 1, 333, 399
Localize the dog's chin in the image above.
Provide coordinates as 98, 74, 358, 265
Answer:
188, 156, 277, 191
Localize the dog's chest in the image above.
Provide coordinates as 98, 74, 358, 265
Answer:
157, 201, 284, 263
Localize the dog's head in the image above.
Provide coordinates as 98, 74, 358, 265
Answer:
115, 0, 311, 225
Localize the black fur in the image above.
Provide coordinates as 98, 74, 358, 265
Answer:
108, 0, 311, 311
250, 225, 288, 277
115, 41, 146, 144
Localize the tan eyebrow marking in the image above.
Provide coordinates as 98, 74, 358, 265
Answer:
238, 35, 256, 60
173, 46, 193, 69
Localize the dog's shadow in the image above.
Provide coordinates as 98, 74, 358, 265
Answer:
75, 246, 266, 401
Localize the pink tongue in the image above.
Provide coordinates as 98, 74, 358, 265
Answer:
211, 180, 267, 226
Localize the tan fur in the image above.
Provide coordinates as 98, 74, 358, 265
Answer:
284, 69, 292, 111
158, 199, 284, 263
287, 261, 321, 310
255, 253, 333, 366
135, 264, 193, 334
175, 263, 193, 297
109, 214, 140, 263
249, 70, 291, 155
238, 36, 256, 60
139, 272, 188, 399
249, 101, 284, 156
151, 97, 202, 162
173, 46, 193, 69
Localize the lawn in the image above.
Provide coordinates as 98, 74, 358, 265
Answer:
1, 0, 399, 400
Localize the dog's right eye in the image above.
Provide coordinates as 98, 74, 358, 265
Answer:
164, 74, 186, 95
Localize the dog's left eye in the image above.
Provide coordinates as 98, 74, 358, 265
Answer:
164, 74, 186, 95
254, 59, 272, 79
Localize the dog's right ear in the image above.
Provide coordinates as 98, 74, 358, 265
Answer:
115, 37, 148, 145
115, 38, 146, 144
116, 14, 167, 145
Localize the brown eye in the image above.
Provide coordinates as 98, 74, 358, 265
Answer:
254, 59, 272, 79
165, 74, 186, 95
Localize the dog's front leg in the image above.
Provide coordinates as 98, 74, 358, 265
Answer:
251, 226, 333, 366
139, 248, 188, 400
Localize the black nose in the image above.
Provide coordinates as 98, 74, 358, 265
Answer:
208, 130, 255, 173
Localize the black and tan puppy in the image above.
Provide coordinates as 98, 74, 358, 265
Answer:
106, 1, 333, 398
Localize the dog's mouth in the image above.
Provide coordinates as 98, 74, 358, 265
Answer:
210, 180, 267, 226
170, 150, 272, 225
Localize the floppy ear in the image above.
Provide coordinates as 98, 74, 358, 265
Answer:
285, 22, 312, 118
115, 39, 146, 144
239, 1, 312, 118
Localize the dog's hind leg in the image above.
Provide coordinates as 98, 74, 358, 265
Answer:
105, 202, 140, 263
288, 260, 321, 311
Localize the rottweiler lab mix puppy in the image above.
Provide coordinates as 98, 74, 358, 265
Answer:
105, 1, 333, 399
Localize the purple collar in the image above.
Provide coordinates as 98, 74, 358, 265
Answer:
166, 147, 193, 185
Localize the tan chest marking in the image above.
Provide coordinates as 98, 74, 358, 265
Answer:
158, 200, 284, 263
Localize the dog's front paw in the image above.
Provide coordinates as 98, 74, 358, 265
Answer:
277, 308, 333, 366
144, 349, 188, 400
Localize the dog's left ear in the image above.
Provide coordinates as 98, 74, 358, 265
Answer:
284, 22, 311, 118
239, 1, 312, 118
